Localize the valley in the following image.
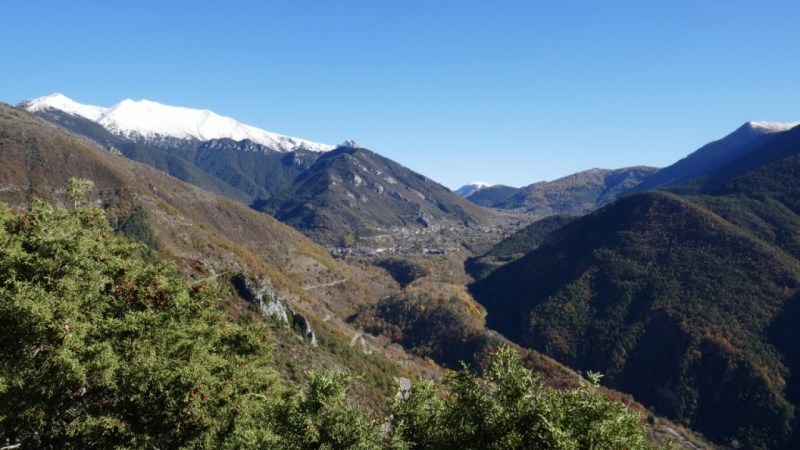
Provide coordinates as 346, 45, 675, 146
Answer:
5, 1, 800, 447
3, 93, 800, 449
331, 210, 529, 258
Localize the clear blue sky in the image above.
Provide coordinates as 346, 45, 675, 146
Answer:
3, 1, 800, 189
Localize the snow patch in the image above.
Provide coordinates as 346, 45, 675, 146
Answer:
746, 121, 800, 134
455, 181, 493, 197
19, 93, 334, 153
20, 93, 106, 121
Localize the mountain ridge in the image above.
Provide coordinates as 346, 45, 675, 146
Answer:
469, 137, 800, 448
455, 181, 493, 197
22, 96, 492, 247
19, 93, 334, 152
467, 166, 657, 216
264, 144, 493, 245
633, 121, 800, 192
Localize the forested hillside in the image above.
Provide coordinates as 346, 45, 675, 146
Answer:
471, 148, 800, 448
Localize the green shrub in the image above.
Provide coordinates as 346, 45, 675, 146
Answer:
389, 347, 661, 450
0, 200, 381, 448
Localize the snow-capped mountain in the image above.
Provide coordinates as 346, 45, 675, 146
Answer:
19, 93, 334, 152
747, 121, 800, 134
632, 120, 800, 193
455, 181, 493, 197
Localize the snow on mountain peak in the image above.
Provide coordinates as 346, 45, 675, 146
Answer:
455, 181, 493, 197
20, 93, 106, 121
341, 139, 363, 148
19, 94, 334, 153
746, 121, 800, 134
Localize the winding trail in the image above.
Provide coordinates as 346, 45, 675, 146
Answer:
302, 279, 348, 291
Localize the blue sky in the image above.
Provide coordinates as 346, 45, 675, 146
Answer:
3, 1, 800, 189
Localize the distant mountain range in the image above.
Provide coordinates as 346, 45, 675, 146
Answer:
631, 120, 799, 193
9, 91, 791, 449
19, 94, 491, 245
462, 120, 800, 219
470, 121, 800, 449
466, 167, 657, 216
20, 93, 333, 152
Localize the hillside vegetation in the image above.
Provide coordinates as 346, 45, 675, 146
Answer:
0, 103, 418, 407
265, 145, 492, 245
471, 148, 800, 448
0, 198, 660, 448
465, 215, 575, 280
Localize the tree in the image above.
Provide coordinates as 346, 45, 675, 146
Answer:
66, 177, 94, 208
0, 199, 283, 447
